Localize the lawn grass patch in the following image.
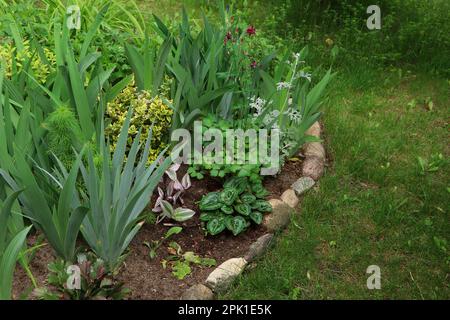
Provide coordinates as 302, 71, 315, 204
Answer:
224, 67, 449, 299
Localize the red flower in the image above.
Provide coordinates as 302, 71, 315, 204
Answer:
246, 25, 256, 36
224, 31, 232, 44
250, 60, 258, 69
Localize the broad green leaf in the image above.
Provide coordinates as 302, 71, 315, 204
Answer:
172, 208, 195, 222
165, 226, 183, 239
206, 217, 226, 236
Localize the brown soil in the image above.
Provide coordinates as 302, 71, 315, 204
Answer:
12, 159, 303, 300
263, 159, 304, 197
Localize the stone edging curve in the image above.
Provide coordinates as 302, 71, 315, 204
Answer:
181, 121, 325, 300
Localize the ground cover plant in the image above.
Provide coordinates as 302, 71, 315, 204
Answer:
199, 176, 271, 236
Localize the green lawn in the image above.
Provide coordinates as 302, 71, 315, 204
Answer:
223, 67, 449, 299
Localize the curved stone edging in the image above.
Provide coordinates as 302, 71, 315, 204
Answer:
180, 121, 325, 300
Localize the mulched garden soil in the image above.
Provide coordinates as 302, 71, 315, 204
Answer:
12, 158, 304, 300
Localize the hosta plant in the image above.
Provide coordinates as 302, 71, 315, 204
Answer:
199, 177, 272, 236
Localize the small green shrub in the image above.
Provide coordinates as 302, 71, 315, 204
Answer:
44, 106, 83, 169
105, 81, 173, 163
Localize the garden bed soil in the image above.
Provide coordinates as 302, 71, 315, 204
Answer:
12, 158, 304, 300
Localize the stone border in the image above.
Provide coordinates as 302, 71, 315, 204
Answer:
181, 122, 325, 300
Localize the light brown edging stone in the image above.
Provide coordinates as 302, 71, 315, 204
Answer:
180, 122, 325, 300
205, 258, 248, 293
302, 157, 324, 181
291, 176, 315, 196
262, 199, 292, 232
181, 284, 215, 300
302, 121, 325, 181
244, 233, 274, 262
280, 189, 299, 208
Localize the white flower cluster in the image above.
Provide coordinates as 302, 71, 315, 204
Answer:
249, 96, 266, 117
299, 70, 312, 82
263, 110, 280, 129
293, 52, 305, 64
284, 108, 302, 124
276, 81, 291, 91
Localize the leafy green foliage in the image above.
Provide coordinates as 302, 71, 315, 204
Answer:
253, 48, 334, 159
0, 190, 32, 300
220, 188, 239, 206
152, 3, 280, 132
44, 106, 83, 169
144, 226, 182, 259
235, 203, 251, 216
0, 226, 31, 300
125, 36, 172, 93
187, 115, 265, 184
79, 108, 171, 271
240, 0, 450, 76
240, 193, 256, 204
1, 149, 88, 263
105, 80, 173, 164
0, 40, 55, 83
252, 200, 273, 213
152, 163, 194, 223
34, 253, 128, 300
162, 242, 216, 280
199, 192, 222, 211
224, 216, 247, 236
159, 200, 196, 223
200, 177, 271, 236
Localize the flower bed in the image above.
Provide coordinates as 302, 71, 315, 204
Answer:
13, 151, 324, 299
